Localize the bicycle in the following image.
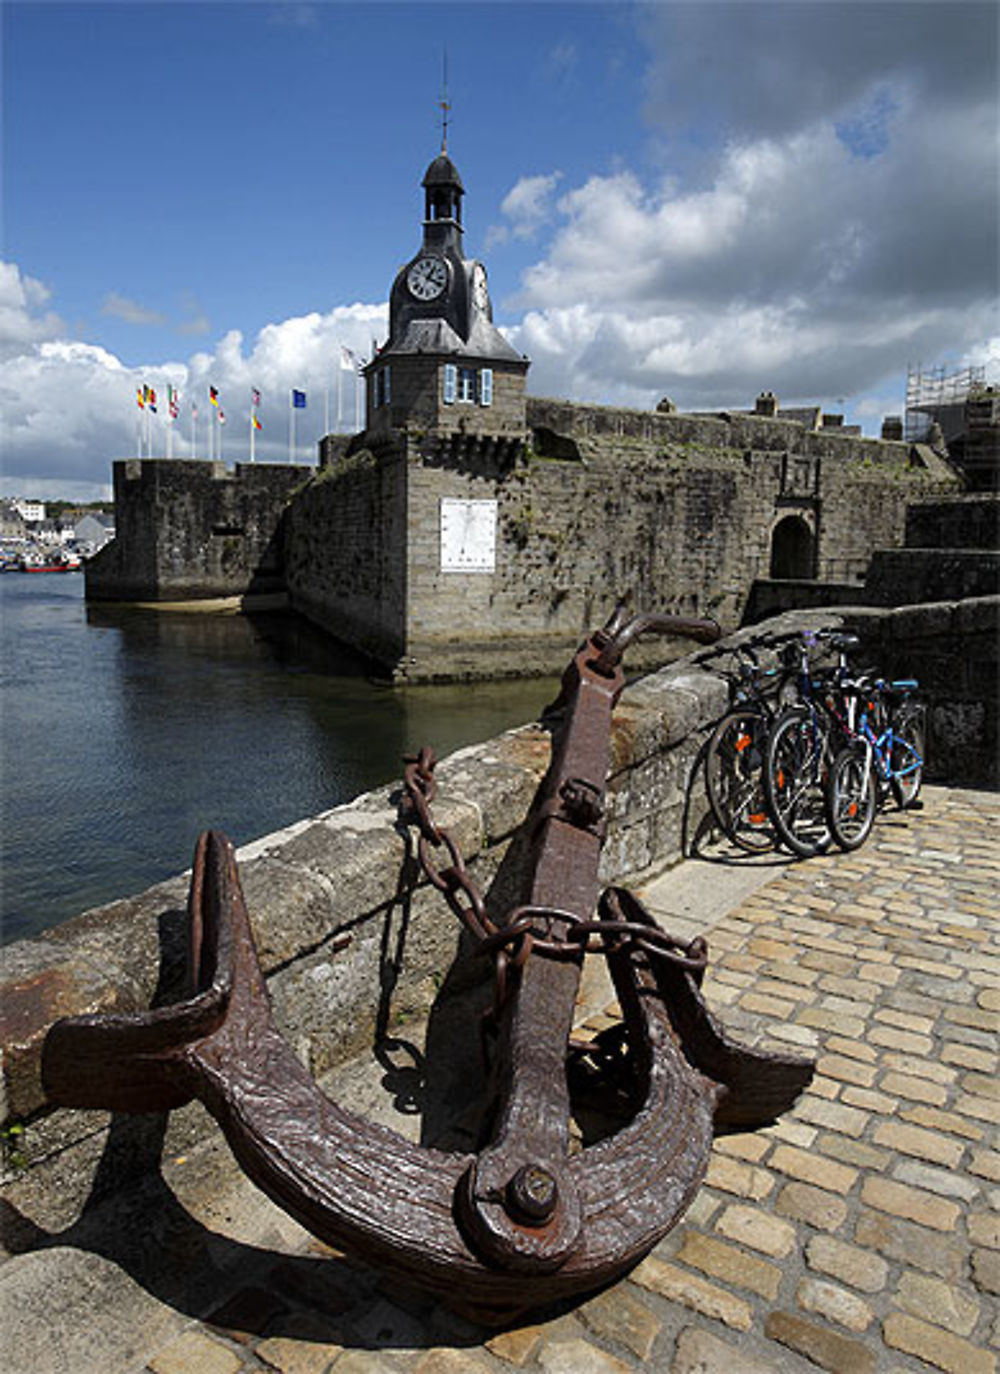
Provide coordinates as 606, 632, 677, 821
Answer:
825, 679, 925, 851
704, 641, 788, 853
763, 630, 861, 858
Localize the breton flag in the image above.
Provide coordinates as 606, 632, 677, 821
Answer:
209, 386, 220, 407
292, 389, 307, 408
340, 346, 361, 373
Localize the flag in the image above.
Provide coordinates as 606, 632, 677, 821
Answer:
168, 385, 179, 420
340, 346, 361, 373
252, 415, 262, 431
148, 388, 157, 413
191, 403, 199, 419
137, 387, 145, 409
218, 409, 226, 425
209, 386, 220, 407
292, 389, 307, 408
252, 388, 261, 407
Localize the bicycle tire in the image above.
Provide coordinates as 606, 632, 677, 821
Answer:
825, 745, 877, 851
764, 705, 833, 858
705, 708, 775, 853
890, 703, 925, 809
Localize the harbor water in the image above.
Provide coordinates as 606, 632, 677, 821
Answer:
0, 575, 556, 944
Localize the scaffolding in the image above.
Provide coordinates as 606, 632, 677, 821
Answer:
905, 362, 986, 442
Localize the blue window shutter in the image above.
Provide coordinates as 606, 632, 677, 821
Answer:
480, 368, 493, 407
443, 363, 456, 404
384, 366, 391, 406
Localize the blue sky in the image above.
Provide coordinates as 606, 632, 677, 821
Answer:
2, 0, 998, 500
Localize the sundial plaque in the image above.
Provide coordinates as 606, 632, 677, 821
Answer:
439, 498, 497, 573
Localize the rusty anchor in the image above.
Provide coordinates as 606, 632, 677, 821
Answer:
42, 607, 814, 1323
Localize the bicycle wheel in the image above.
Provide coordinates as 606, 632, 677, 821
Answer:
890, 703, 925, 809
825, 745, 877, 851
705, 708, 775, 852
764, 706, 833, 858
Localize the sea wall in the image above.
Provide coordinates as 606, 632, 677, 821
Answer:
2, 598, 995, 1190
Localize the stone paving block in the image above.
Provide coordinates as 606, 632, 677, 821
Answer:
817, 1134, 891, 1172
854, 1210, 965, 1280
968, 1212, 1000, 1249
703, 1153, 775, 1200
631, 1256, 754, 1331
873, 1121, 967, 1168
483, 1323, 543, 1367
577, 1285, 661, 1362
891, 1158, 981, 1202
879, 1071, 950, 1106
255, 1313, 346, 1373
769, 1144, 857, 1194
900, 1103, 985, 1140
712, 1132, 770, 1163
775, 1181, 849, 1232
943, 1043, 999, 1073
972, 1248, 1000, 1296
765, 1309, 876, 1374
671, 1326, 778, 1374
806, 1235, 889, 1293
713, 1203, 797, 1257
535, 1336, 632, 1374
816, 1053, 879, 1088
861, 1176, 961, 1232
893, 1270, 980, 1337
148, 1329, 244, 1374
969, 1148, 1000, 1182
796, 1276, 874, 1333
675, 1232, 783, 1300
882, 1312, 997, 1374
412, 1349, 495, 1374
793, 1098, 869, 1138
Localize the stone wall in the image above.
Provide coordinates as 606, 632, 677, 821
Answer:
85, 460, 312, 603
284, 446, 408, 667
3, 597, 994, 1184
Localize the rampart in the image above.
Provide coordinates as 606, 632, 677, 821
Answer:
3, 597, 995, 1190
285, 398, 961, 680
85, 459, 312, 604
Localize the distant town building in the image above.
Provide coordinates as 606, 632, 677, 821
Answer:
0, 501, 27, 539
74, 512, 115, 549
12, 498, 45, 523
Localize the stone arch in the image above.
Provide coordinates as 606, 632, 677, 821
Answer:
770, 514, 815, 579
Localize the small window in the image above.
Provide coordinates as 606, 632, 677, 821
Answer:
443, 363, 457, 404
375, 366, 391, 408
480, 368, 493, 407
458, 367, 476, 403
383, 366, 391, 406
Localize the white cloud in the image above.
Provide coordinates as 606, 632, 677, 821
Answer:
0, 290, 387, 501
101, 292, 166, 327
486, 172, 564, 249
502, 10, 998, 422
0, 261, 65, 361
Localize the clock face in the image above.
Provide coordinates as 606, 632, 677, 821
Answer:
471, 263, 490, 313
407, 255, 448, 301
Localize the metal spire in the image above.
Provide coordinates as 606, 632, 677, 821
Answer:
439, 49, 450, 152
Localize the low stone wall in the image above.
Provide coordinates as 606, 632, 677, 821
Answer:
2, 598, 995, 1186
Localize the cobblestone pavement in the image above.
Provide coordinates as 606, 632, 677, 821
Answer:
2, 786, 997, 1374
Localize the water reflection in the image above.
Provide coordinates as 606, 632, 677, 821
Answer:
1, 578, 556, 942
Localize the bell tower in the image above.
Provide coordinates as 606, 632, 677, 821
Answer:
363, 137, 529, 445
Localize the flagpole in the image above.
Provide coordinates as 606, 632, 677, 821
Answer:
289, 391, 294, 464
192, 406, 197, 461
337, 363, 343, 430
250, 408, 255, 464
219, 410, 224, 462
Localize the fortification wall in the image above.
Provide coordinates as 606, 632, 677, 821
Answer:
4, 599, 994, 1192
84, 460, 311, 603
283, 446, 408, 667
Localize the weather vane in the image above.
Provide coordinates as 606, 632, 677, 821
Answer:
439, 49, 450, 152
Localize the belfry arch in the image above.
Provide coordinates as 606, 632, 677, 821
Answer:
770, 513, 816, 579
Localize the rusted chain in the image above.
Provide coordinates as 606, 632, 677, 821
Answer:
399, 751, 708, 1012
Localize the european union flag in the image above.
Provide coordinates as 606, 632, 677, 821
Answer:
292, 389, 307, 408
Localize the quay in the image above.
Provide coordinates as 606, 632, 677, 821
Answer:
1, 782, 996, 1374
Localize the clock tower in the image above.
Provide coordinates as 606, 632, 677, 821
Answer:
363, 144, 529, 447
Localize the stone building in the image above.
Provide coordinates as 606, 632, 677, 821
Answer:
87, 142, 972, 680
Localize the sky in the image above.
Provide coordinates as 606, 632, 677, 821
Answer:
2, 0, 998, 502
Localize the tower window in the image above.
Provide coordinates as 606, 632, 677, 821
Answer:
443, 363, 457, 404
375, 366, 391, 408
458, 368, 476, 403
480, 368, 493, 407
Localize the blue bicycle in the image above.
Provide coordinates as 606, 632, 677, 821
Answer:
825, 680, 925, 851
